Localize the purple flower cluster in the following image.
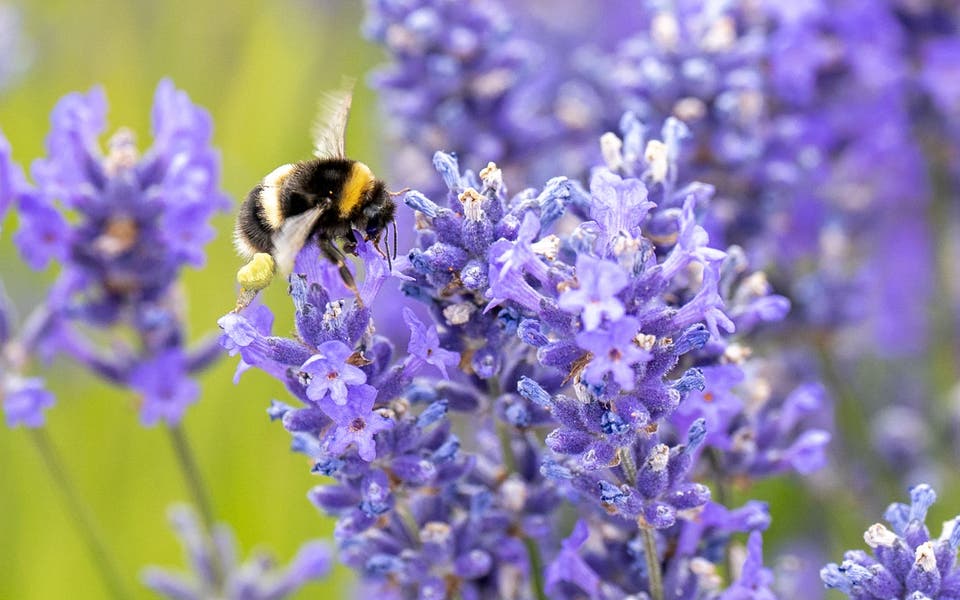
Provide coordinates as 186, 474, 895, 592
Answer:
1, 80, 228, 426
364, 0, 957, 358
143, 504, 332, 600
822, 484, 960, 599
222, 114, 832, 597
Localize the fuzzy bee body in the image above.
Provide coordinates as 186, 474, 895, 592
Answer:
232, 83, 396, 311
234, 158, 393, 277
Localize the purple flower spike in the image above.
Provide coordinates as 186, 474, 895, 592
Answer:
576, 317, 651, 390
3, 79, 228, 426
301, 341, 367, 405
559, 254, 629, 330
403, 307, 460, 378
2, 376, 55, 428
822, 484, 960, 599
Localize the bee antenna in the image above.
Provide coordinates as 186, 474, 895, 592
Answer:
388, 187, 411, 197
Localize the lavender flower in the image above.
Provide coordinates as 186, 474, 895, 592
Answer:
5, 80, 228, 426
822, 484, 960, 599
143, 504, 331, 600
365, 0, 953, 362
301, 340, 368, 405
223, 110, 823, 598
402, 306, 460, 377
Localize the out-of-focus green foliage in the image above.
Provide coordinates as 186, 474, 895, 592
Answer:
0, 1, 383, 597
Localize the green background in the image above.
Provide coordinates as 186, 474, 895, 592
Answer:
0, 1, 953, 599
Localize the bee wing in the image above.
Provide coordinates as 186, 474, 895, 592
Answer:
270, 206, 326, 277
312, 78, 355, 159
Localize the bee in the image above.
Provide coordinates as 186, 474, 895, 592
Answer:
232, 81, 397, 312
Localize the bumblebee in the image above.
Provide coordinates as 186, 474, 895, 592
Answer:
233, 81, 396, 311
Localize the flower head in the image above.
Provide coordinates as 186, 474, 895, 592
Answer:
822, 484, 960, 599
402, 307, 460, 378
576, 317, 651, 391
301, 341, 367, 405
5, 80, 228, 425
558, 254, 629, 330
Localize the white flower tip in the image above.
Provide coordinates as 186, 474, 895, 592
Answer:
530, 235, 560, 260
644, 140, 669, 182
458, 187, 486, 221
915, 541, 938, 572
649, 444, 670, 471
864, 523, 898, 548
600, 132, 624, 171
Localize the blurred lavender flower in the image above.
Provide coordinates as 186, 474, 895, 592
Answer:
0, 279, 55, 428
2, 372, 55, 428
364, 0, 956, 360
5, 80, 229, 426
822, 484, 960, 599
143, 504, 331, 600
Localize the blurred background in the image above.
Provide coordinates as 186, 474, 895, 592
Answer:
0, 1, 957, 599
0, 1, 382, 597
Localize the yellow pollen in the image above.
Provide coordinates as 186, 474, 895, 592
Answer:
237, 252, 276, 291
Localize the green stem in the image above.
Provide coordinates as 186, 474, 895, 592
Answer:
165, 423, 216, 532
522, 535, 548, 600
30, 428, 132, 600
640, 525, 663, 600
496, 420, 518, 474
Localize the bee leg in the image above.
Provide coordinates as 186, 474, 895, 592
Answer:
318, 237, 363, 306
371, 231, 388, 260
369, 232, 393, 271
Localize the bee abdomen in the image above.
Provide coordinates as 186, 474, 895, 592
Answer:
234, 184, 275, 258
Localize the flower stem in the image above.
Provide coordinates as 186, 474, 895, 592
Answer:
30, 428, 132, 600
165, 423, 216, 532
640, 524, 664, 600
522, 535, 548, 600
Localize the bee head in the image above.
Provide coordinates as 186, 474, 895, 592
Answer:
362, 181, 395, 236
